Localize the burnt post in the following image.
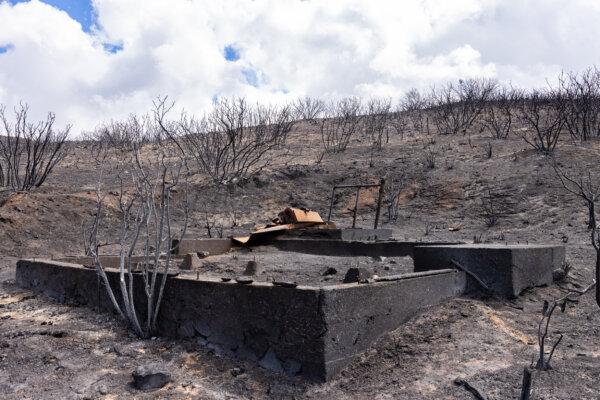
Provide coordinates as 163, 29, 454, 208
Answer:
352, 187, 360, 228
373, 178, 385, 229
327, 179, 385, 229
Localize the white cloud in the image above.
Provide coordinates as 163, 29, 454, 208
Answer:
0, 0, 599, 134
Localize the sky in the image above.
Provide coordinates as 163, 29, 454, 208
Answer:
0, 0, 599, 135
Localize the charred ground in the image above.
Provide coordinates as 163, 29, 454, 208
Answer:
1, 111, 600, 398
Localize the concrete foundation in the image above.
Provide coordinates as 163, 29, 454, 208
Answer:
15, 239, 565, 380
271, 239, 459, 258
16, 259, 465, 381
175, 239, 236, 256
413, 244, 565, 297
282, 228, 393, 241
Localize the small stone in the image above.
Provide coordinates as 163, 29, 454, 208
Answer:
180, 253, 202, 270
259, 348, 284, 373
552, 268, 567, 282
244, 260, 261, 276
235, 277, 253, 285
221, 277, 232, 282
384, 266, 390, 271
98, 386, 109, 395
230, 367, 245, 377
322, 267, 337, 276
132, 363, 172, 391
372, 256, 386, 262
197, 251, 210, 258
343, 267, 372, 284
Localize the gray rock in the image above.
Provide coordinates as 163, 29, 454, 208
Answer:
197, 251, 210, 258
235, 277, 253, 284
259, 348, 284, 373
244, 260, 262, 276
132, 363, 172, 390
343, 267, 372, 283
180, 253, 202, 270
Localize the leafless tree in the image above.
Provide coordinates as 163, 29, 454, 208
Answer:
319, 97, 363, 155
157, 97, 295, 185
86, 145, 189, 338
430, 78, 497, 135
479, 189, 502, 227
401, 88, 429, 135
423, 141, 438, 170
516, 89, 566, 153
480, 86, 521, 139
553, 161, 600, 306
364, 97, 392, 149
558, 68, 600, 141
389, 103, 409, 139
384, 173, 405, 222
88, 113, 156, 150
0, 103, 70, 191
534, 282, 595, 371
293, 97, 325, 123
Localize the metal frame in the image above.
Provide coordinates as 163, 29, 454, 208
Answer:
327, 178, 386, 229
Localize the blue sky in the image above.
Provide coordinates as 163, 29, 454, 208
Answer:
10, 0, 94, 31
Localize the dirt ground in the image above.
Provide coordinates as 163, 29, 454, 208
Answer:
2, 124, 600, 399
183, 246, 414, 286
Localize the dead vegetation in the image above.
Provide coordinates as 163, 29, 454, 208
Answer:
0, 103, 70, 191
4, 67, 600, 399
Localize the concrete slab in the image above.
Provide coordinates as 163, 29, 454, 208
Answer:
319, 269, 466, 379
175, 238, 235, 256
413, 244, 565, 297
15, 259, 467, 381
282, 228, 393, 241
273, 239, 460, 258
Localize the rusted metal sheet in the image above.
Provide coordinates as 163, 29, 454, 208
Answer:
232, 208, 332, 246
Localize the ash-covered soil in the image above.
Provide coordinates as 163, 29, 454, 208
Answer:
182, 246, 414, 286
2, 124, 600, 399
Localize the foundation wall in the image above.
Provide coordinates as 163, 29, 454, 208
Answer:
320, 269, 466, 379
271, 239, 460, 258
15, 259, 466, 381
413, 244, 565, 297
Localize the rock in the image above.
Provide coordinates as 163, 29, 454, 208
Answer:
343, 267, 372, 283
322, 267, 337, 276
259, 348, 284, 373
180, 253, 202, 270
132, 363, 172, 390
230, 367, 245, 377
98, 386, 109, 395
244, 260, 261, 276
552, 268, 567, 282
372, 256, 386, 262
196, 251, 210, 258
235, 277, 253, 285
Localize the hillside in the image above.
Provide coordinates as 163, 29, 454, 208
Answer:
1, 121, 600, 399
